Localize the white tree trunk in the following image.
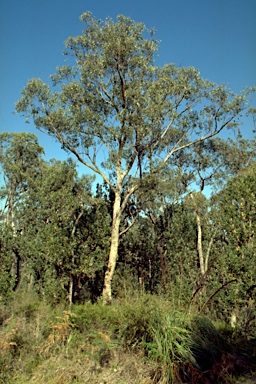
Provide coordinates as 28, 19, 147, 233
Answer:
102, 189, 122, 305
68, 276, 73, 307
188, 191, 206, 277
195, 208, 206, 277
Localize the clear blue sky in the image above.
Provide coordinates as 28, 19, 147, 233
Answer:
1, 0, 255, 169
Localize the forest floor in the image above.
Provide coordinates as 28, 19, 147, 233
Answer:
236, 377, 256, 384
1, 293, 256, 384
8, 349, 256, 384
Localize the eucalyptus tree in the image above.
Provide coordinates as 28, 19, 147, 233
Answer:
16, 12, 252, 303
0, 132, 44, 229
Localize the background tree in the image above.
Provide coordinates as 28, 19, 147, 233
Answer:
0, 132, 44, 228
16, 12, 252, 303
181, 135, 256, 296
14, 158, 102, 303
0, 132, 44, 291
212, 162, 256, 327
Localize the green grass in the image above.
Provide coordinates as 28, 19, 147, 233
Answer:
0, 292, 255, 383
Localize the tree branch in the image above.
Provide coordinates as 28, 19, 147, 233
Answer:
200, 279, 237, 312
162, 115, 237, 165
42, 109, 113, 188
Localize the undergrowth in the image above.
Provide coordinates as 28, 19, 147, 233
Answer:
0, 292, 255, 383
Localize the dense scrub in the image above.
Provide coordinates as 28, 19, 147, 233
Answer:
1, 292, 255, 384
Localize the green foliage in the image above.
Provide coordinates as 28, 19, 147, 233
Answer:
15, 12, 254, 302
117, 297, 194, 382
0, 152, 111, 302
0, 228, 16, 299
190, 315, 230, 370
16, 12, 250, 187
117, 202, 198, 305
0, 132, 44, 225
148, 314, 195, 383
206, 163, 256, 336
1, 10, 256, 382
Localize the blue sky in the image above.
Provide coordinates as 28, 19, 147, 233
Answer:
1, 0, 255, 172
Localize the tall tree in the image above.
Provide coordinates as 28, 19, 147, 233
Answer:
16, 12, 252, 303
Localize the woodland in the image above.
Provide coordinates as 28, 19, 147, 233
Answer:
0, 12, 256, 383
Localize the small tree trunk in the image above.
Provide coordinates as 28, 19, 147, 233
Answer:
68, 275, 74, 307
102, 188, 122, 305
195, 208, 206, 277
12, 248, 22, 291
188, 190, 206, 277
6, 189, 15, 228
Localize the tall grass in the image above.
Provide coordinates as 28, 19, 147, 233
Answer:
0, 292, 255, 383
146, 312, 196, 383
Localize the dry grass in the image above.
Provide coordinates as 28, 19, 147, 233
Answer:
41, 311, 78, 356
12, 348, 156, 384
0, 324, 17, 354
1, 293, 256, 384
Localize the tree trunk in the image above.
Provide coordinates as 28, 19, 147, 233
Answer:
195, 208, 205, 277
102, 188, 122, 305
68, 275, 74, 307
188, 190, 206, 277
8, 190, 23, 291
12, 248, 22, 291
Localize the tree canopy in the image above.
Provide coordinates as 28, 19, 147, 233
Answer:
15, 12, 254, 303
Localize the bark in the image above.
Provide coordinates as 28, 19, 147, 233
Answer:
195, 207, 205, 276
188, 190, 206, 277
68, 276, 74, 307
7, 187, 15, 230
189, 191, 218, 279
12, 248, 22, 292
8, 188, 22, 292
102, 188, 122, 305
